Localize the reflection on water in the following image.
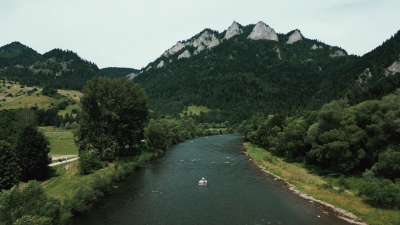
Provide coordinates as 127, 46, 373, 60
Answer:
74, 134, 351, 225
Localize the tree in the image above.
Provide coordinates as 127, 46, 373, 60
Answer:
0, 141, 21, 190
75, 76, 148, 159
14, 125, 51, 181
0, 180, 62, 225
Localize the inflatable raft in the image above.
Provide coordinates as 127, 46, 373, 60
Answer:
198, 178, 207, 187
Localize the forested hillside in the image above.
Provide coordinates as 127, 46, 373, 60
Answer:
132, 22, 354, 123
101, 67, 139, 79
0, 42, 40, 67
344, 30, 400, 104
131, 22, 400, 124
0, 47, 103, 90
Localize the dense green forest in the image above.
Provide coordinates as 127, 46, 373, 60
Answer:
238, 90, 400, 207
133, 24, 400, 124
0, 42, 40, 67
0, 47, 103, 90
100, 67, 139, 79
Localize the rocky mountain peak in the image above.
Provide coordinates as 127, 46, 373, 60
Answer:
286, 30, 303, 44
247, 22, 278, 41
224, 21, 243, 40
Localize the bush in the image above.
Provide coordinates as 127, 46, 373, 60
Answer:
20, 85, 25, 88
78, 152, 106, 175
360, 179, 400, 207
338, 175, 351, 189
0, 180, 62, 225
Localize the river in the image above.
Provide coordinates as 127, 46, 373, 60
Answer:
74, 134, 352, 225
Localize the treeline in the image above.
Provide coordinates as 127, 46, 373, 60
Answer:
100, 67, 139, 79
135, 26, 361, 123
0, 116, 234, 225
239, 90, 400, 207
0, 42, 40, 67
0, 49, 103, 90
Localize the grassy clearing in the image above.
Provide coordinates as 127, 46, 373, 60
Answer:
244, 143, 400, 225
181, 105, 211, 117
0, 81, 83, 111
40, 127, 78, 156
57, 89, 83, 102
41, 160, 115, 199
41, 153, 155, 200
45, 131, 78, 156
57, 103, 80, 116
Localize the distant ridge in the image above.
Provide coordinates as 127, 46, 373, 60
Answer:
101, 67, 139, 79
0, 42, 41, 67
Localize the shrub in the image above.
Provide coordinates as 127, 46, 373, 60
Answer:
0, 180, 62, 225
338, 175, 351, 189
20, 85, 25, 88
78, 152, 106, 175
360, 179, 400, 207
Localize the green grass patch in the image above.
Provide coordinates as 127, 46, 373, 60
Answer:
0, 81, 83, 111
57, 103, 80, 116
181, 105, 211, 117
44, 131, 78, 156
244, 143, 400, 225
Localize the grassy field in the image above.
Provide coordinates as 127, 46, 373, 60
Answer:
41, 160, 114, 199
0, 82, 83, 114
244, 143, 399, 225
45, 131, 78, 156
181, 105, 211, 117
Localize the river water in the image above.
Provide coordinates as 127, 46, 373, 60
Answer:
74, 134, 351, 225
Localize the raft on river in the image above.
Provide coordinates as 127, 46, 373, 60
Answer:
198, 178, 207, 187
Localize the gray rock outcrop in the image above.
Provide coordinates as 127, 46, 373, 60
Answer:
208, 34, 220, 49
329, 50, 346, 57
247, 22, 278, 41
224, 21, 243, 40
385, 61, 400, 76
126, 72, 139, 80
178, 50, 191, 59
146, 66, 152, 71
276, 48, 281, 59
357, 68, 372, 84
311, 44, 323, 49
157, 60, 164, 68
286, 30, 303, 44
164, 42, 188, 56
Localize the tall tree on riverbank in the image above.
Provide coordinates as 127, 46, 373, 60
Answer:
14, 125, 51, 181
0, 141, 21, 190
75, 76, 148, 159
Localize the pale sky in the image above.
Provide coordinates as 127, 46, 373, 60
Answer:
1, 0, 399, 69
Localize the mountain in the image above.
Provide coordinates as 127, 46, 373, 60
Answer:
131, 21, 360, 123
0, 42, 41, 67
0, 47, 103, 90
101, 67, 139, 79
341, 30, 400, 104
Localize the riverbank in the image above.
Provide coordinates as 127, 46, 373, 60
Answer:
244, 142, 399, 225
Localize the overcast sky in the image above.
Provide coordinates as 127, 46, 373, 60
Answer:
1, 0, 399, 69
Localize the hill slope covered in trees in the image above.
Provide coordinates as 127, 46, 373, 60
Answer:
131, 21, 400, 124
100, 67, 139, 79
0, 47, 103, 90
0, 42, 40, 67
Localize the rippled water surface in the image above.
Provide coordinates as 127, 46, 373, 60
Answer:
74, 134, 351, 225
